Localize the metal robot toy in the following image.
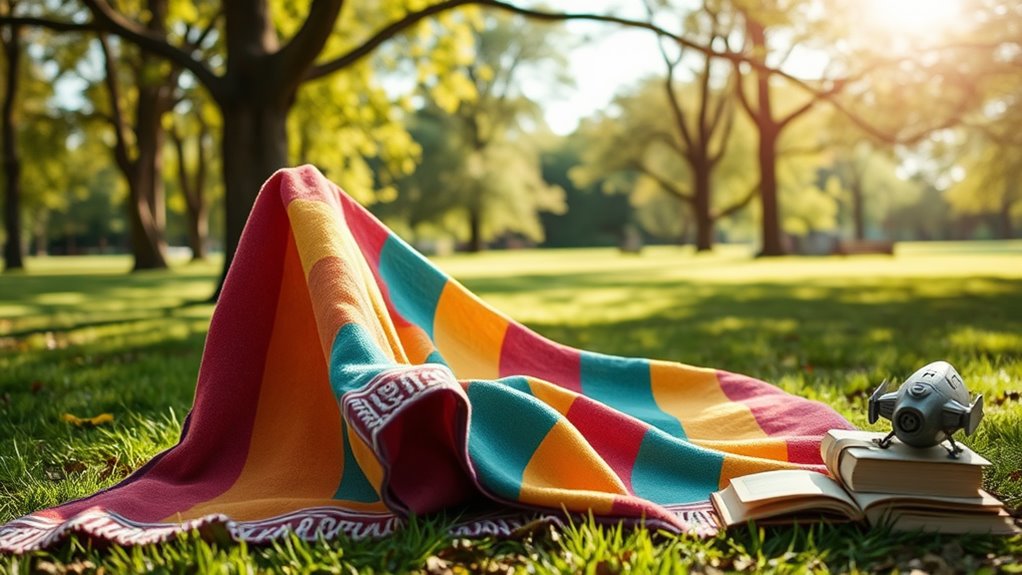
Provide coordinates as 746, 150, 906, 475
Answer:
868, 360, 984, 458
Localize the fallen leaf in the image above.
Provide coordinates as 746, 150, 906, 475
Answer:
425, 555, 452, 575
62, 412, 114, 427
995, 391, 1021, 406
63, 460, 87, 475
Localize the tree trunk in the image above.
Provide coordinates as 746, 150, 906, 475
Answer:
692, 160, 713, 252
128, 74, 170, 271
216, 100, 290, 295
757, 125, 783, 256
188, 202, 209, 260
2, 18, 24, 272
999, 193, 1014, 240
747, 19, 785, 257
851, 179, 866, 240
467, 200, 484, 252
172, 114, 211, 261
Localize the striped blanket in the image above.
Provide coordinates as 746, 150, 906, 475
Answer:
0, 166, 851, 552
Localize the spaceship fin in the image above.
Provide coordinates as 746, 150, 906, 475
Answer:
868, 380, 888, 424
965, 394, 984, 435
941, 394, 985, 436
868, 380, 897, 424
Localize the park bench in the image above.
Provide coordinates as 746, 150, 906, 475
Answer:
832, 239, 895, 256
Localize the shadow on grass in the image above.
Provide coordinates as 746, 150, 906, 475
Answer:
472, 275, 1022, 374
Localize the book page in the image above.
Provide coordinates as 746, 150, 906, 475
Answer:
852, 488, 1002, 512
712, 470, 862, 527
730, 470, 857, 508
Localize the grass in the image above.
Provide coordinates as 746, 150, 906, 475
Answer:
1, 242, 1021, 573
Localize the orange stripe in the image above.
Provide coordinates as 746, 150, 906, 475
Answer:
519, 420, 627, 512
289, 198, 404, 364
395, 323, 436, 364
433, 281, 509, 379
346, 423, 385, 497
169, 236, 346, 521
307, 257, 395, 362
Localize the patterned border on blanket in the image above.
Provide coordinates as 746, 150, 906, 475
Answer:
0, 502, 720, 554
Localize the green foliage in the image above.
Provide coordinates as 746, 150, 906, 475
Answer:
380, 14, 567, 247
290, 63, 421, 205
538, 136, 632, 248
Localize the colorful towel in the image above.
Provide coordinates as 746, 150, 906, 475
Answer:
0, 166, 852, 552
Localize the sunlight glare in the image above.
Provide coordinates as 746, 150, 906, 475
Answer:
863, 0, 964, 36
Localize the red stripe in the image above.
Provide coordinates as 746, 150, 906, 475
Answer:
716, 370, 852, 437
785, 436, 828, 465
48, 170, 292, 522
339, 191, 389, 267
563, 396, 647, 493
279, 165, 342, 212
336, 189, 414, 329
609, 496, 684, 528
498, 322, 582, 392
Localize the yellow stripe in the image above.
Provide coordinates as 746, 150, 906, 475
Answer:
433, 281, 509, 379
527, 377, 578, 417
649, 360, 769, 440
289, 198, 403, 363
287, 199, 348, 276
519, 420, 627, 512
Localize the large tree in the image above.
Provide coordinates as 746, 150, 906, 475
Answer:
4, 0, 753, 295
730, 0, 848, 255
0, 0, 24, 271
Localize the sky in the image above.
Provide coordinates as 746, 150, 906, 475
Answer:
526, 1, 669, 134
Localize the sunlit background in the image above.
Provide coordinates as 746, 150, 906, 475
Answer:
1, 0, 1020, 270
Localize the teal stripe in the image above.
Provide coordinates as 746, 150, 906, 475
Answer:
334, 420, 380, 503
580, 351, 686, 439
378, 236, 449, 338
498, 375, 532, 395
329, 323, 393, 396
466, 381, 557, 501
424, 350, 448, 366
630, 428, 724, 504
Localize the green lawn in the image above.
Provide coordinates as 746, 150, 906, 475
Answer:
1, 243, 1021, 573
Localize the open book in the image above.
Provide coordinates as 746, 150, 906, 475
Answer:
711, 469, 1019, 534
712, 430, 1020, 534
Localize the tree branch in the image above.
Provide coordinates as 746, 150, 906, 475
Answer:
97, 33, 134, 174
708, 98, 735, 165
0, 15, 94, 34
712, 179, 760, 220
778, 142, 829, 157
306, 0, 744, 82
272, 0, 344, 91
776, 79, 846, 131
185, 7, 224, 52
80, 0, 222, 99
631, 160, 693, 202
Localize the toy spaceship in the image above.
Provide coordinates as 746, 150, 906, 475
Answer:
868, 360, 983, 458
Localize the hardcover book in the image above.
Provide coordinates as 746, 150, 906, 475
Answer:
711, 430, 1020, 534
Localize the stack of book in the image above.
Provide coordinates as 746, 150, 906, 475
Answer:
712, 429, 1020, 534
